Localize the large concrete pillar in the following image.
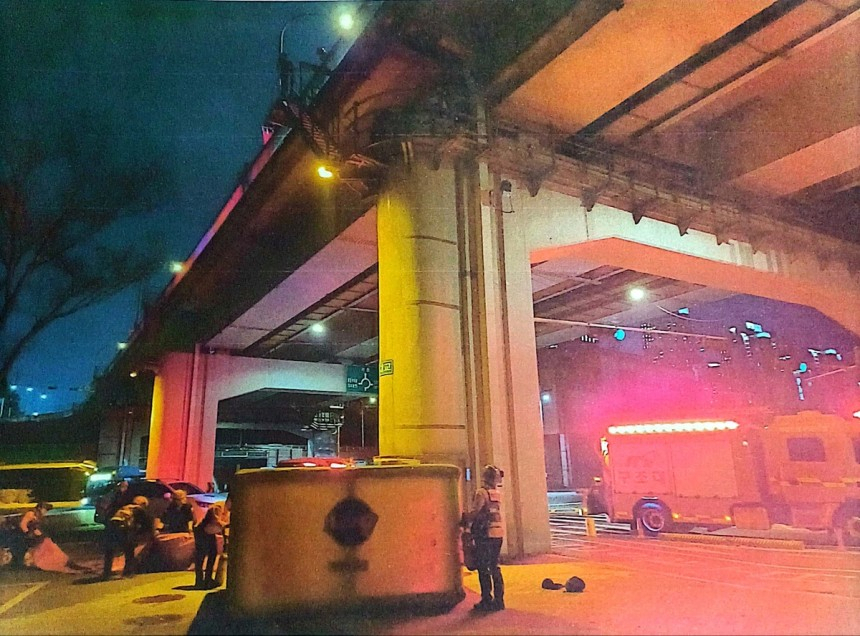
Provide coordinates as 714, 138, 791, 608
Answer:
377, 157, 551, 556
146, 348, 216, 487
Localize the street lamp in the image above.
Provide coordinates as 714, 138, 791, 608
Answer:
278, 7, 357, 99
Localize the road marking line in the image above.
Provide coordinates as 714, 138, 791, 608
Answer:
0, 581, 49, 617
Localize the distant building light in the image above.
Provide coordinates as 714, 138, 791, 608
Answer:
40, 394, 47, 399
778, 355, 791, 361
678, 307, 690, 315
613, 329, 626, 341
129, 371, 138, 378
707, 362, 721, 368
628, 288, 646, 302
26, 387, 34, 392
117, 342, 128, 350
9, 385, 17, 391
170, 261, 186, 274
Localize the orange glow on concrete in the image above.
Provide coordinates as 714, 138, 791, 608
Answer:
499, 0, 773, 133
531, 238, 860, 337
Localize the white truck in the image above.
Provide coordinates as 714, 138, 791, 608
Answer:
600, 411, 860, 544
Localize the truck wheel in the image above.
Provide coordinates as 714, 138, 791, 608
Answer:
636, 502, 672, 535
834, 506, 860, 547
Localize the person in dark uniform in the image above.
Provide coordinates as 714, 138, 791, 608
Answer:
102, 496, 154, 579
193, 497, 230, 589
97, 480, 131, 524
7, 502, 52, 569
159, 490, 194, 534
463, 465, 506, 611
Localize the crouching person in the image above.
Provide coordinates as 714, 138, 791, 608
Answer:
102, 496, 154, 580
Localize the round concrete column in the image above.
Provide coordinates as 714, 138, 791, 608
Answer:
377, 158, 552, 556
377, 162, 468, 465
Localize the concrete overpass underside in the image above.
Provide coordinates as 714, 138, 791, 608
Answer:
120, 0, 860, 557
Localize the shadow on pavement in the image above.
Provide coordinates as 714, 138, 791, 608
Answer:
72, 575, 108, 585
188, 590, 467, 636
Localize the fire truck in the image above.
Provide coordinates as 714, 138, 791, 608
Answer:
599, 411, 860, 543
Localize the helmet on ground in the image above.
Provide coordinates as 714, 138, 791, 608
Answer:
564, 576, 585, 593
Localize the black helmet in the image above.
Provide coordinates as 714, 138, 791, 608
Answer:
564, 576, 586, 593
482, 465, 503, 486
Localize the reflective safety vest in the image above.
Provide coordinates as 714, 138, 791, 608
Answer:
484, 488, 504, 538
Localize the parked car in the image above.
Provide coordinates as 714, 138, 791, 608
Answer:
94, 478, 226, 525
276, 457, 353, 468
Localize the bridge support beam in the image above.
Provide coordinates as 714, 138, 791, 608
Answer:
146, 352, 348, 488
377, 159, 551, 557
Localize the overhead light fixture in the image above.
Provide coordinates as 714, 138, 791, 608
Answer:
129, 371, 138, 378
310, 322, 326, 335
317, 165, 334, 179
628, 288, 646, 302
169, 261, 185, 274
338, 12, 355, 31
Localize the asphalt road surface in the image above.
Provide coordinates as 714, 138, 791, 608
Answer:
0, 532, 857, 635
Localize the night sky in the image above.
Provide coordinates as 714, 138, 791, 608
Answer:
2, 0, 360, 414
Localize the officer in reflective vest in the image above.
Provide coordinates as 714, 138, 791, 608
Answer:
465, 465, 505, 611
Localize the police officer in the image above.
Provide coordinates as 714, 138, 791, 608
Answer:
464, 465, 505, 611
102, 496, 153, 579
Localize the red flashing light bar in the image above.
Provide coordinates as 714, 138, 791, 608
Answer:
607, 421, 739, 435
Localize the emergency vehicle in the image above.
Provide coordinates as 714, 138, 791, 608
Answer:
599, 411, 860, 543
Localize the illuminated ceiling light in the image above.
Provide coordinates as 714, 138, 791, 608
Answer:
613, 329, 626, 341
628, 288, 646, 302
129, 371, 138, 378
170, 261, 186, 274
541, 392, 551, 403
338, 12, 355, 31
317, 165, 334, 179
117, 342, 128, 351
310, 322, 326, 335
